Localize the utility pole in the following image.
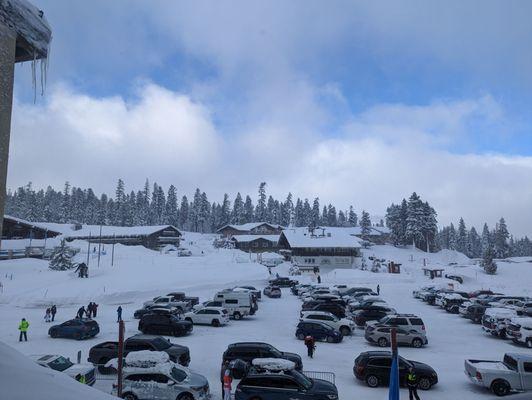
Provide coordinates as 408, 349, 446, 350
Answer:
97, 225, 102, 268
111, 234, 115, 266
117, 320, 125, 397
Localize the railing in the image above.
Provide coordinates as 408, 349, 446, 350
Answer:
303, 370, 335, 385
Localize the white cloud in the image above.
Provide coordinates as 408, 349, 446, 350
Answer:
8, 86, 532, 236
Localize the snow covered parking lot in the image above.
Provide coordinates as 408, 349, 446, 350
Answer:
0, 237, 531, 400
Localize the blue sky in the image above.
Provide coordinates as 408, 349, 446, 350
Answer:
9, 1, 532, 235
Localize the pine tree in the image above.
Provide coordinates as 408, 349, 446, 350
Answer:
311, 198, 320, 227
49, 239, 75, 270
406, 192, 424, 248
179, 195, 189, 229
338, 210, 346, 226
231, 192, 244, 224
494, 217, 510, 258
448, 223, 457, 250
243, 195, 254, 223
302, 199, 312, 226
166, 185, 178, 226
481, 223, 491, 255
60, 182, 71, 223
456, 218, 468, 254
255, 182, 267, 221
327, 204, 337, 226
281, 193, 294, 227
468, 227, 481, 258
482, 245, 497, 275
348, 205, 357, 226
220, 194, 231, 226
294, 199, 304, 226
360, 210, 372, 239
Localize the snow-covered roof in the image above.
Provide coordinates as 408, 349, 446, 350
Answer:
217, 222, 283, 232
231, 234, 280, 243
34, 222, 181, 239
4, 215, 62, 234
280, 227, 362, 249
484, 307, 517, 318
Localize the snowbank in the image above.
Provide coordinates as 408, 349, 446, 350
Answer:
0, 341, 115, 400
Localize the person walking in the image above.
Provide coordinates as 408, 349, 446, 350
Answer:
223, 368, 233, 400
51, 305, 57, 322
86, 303, 93, 318
18, 318, 29, 342
92, 302, 98, 317
406, 367, 421, 400
44, 308, 51, 323
304, 335, 316, 358
377, 284, 380, 295
117, 306, 122, 322
76, 306, 86, 319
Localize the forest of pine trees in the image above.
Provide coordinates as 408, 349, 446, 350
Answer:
6, 181, 368, 233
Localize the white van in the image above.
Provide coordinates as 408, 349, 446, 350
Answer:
213, 291, 254, 319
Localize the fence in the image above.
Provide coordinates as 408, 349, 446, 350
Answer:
303, 370, 335, 385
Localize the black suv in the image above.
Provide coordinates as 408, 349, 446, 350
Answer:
222, 342, 303, 371
354, 351, 438, 390
236, 369, 338, 400
138, 313, 193, 336
303, 302, 346, 319
353, 306, 395, 326
268, 277, 299, 287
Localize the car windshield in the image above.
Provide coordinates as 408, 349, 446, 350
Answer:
171, 366, 188, 382
291, 370, 312, 390
151, 337, 171, 350
48, 356, 74, 372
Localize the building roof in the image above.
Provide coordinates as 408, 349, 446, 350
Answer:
4, 215, 62, 235
34, 222, 181, 239
280, 227, 362, 249
217, 222, 283, 233
231, 234, 280, 243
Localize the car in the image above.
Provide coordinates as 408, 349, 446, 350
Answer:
506, 317, 532, 348
114, 351, 210, 400
468, 289, 496, 298
213, 290, 256, 319
295, 321, 343, 343
143, 295, 191, 313
236, 285, 262, 300
435, 291, 469, 308
514, 300, 532, 316
354, 351, 438, 390
364, 326, 428, 348
184, 307, 230, 326
268, 277, 298, 287
339, 287, 374, 297
348, 298, 388, 313
166, 291, 200, 306
465, 353, 532, 396
88, 334, 190, 373
412, 286, 437, 299
235, 359, 338, 400
134, 304, 181, 319
367, 314, 426, 334
30, 354, 96, 385
48, 318, 99, 340
444, 297, 467, 313
291, 284, 312, 295
263, 285, 282, 298
138, 313, 193, 336
304, 302, 347, 319
460, 303, 489, 323
489, 298, 527, 309
222, 342, 303, 372
178, 249, 193, 257
445, 274, 464, 284
353, 306, 396, 327
300, 310, 355, 335
482, 308, 517, 338
476, 295, 526, 307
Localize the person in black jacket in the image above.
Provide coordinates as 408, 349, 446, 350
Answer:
304, 335, 316, 358
76, 306, 86, 319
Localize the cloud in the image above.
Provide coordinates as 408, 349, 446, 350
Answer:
8, 85, 532, 236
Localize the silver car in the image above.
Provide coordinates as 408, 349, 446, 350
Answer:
116, 365, 211, 400
365, 326, 428, 348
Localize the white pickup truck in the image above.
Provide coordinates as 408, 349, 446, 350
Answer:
464, 353, 532, 396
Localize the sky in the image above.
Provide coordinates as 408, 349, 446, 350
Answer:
7, 0, 532, 236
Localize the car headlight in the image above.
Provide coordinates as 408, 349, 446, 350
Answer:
327, 394, 338, 399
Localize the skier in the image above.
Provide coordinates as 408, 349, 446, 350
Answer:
51, 304, 57, 321
92, 302, 98, 317
223, 368, 232, 400
18, 318, 29, 342
304, 335, 316, 358
406, 367, 421, 400
117, 306, 122, 322
377, 284, 380, 295
76, 306, 86, 319
44, 308, 51, 323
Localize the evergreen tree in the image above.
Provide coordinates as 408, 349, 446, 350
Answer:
448, 223, 457, 250
302, 199, 312, 226
338, 210, 346, 226
348, 205, 357, 226
166, 185, 178, 226
231, 192, 244, 224
294, 198, 304, 226
310, 198, 320, 227
220, 194, 231, 227
179, 195, 189, 229
456, 218, 468, 254
482, 245, 497, 275
281, 193, 294, 227
49, 239, 75, 271
406, 192, 424, 248
243, 195, 254, 223
255, 182, 267, 221
60, 182, 71, 223
360, 210, 372, 239
481, 223, 491, 255
468, 227, 481, 258
327, 204, 337, 226
493, 217, 510, 258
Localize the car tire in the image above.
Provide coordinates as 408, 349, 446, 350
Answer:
366, 374, 379, 388
177, 393, 194, 400
377, 337, 388, 347
122, 393, 137, 400
233, 312, 242, 320
340, 326, 351, 336
326, 335, 335, 343
491, 379, 511, 396
527, 339, 532, 348
418, 377, 431, 390
212, 319, 220, 327
297, 333, 305, 340
185, 317, 193, 323
412, 338, 423, 348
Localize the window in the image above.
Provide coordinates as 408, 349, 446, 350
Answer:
276, 377, 299, 390
370, 358, 391, 367
196, 310, 207, 315
171, 367, 187, 382
523, 362, 532, 373
410, 318, 424, 325
240, 377, 262, 387
225, 299, 238, 304
503, 355, 518, 371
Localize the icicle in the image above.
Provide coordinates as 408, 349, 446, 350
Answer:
31, 51, 37, 103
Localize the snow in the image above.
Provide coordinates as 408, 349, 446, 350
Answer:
510, 317, 532, 329
281, 227, 362, 248
35, 222, 181, 239
0, 239, 531, 400
217, 222, 283, 232
0, 341, 114, 400
472, 361, 510, 371
252, 358, 295, 371
484, 308, 517, 319
125, 350, 170, 365
261, 252, 284, 260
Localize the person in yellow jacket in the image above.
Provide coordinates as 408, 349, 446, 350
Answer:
18, 318, 29, 342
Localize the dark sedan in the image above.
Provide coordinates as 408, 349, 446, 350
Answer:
49, 318, 99, 340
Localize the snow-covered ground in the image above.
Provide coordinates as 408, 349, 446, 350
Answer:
0, 235, 531, 400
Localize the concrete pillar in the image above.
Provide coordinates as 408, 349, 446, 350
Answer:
0, 25, 17, 249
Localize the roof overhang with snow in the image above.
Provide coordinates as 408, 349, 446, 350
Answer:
280, 227, 362, 249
